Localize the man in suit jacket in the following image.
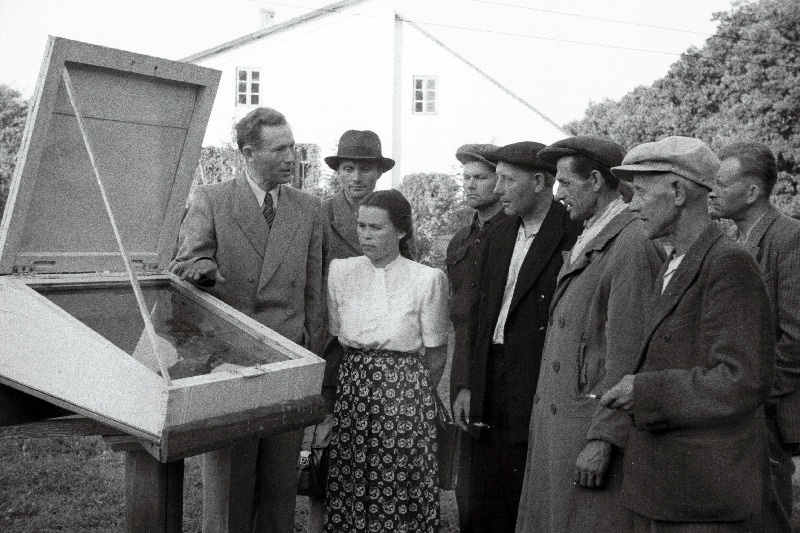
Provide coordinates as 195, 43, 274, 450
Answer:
709, 141, 800, 532
445, 143, 507, 532
602, 137, 775, 531
450, 141, 581, 532
171, 107, 324, 533
516, 136, 663, 533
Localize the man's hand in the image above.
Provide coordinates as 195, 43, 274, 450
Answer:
170, 258, 226, 286
573, 439, 612, 488
452, 388, 471, 432
600, 374, 635, 412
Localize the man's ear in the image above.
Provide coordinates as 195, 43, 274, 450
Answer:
532, 172, 546, 193
745, 183, 762, 205
671, 178, 687, 207
241, 145, 254, 161
589, 169, 603, 192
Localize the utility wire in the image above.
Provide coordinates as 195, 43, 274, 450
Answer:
258, 1, 787, 68
468, 0, 800, 50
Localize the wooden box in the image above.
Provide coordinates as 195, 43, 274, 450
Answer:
0, 37, 325, 462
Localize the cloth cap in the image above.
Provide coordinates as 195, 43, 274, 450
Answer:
538, 136, 626, 170
610, 136, 720, 189
324, 130, 395, 172
455, 144, 499, 168
494, 141, 556, 174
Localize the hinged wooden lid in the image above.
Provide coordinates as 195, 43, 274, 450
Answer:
0, 37, 220, 275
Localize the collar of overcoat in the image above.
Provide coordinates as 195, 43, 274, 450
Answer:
644, 223, 725, 351
506, 200, 567, 314
743, 205, 781, 258
329, 191, 361, 253
552, 209, 637, 307
232, 174, 269, 259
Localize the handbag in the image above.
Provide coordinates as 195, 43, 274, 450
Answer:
435, 396, 461, 491
297, 414, 333, 499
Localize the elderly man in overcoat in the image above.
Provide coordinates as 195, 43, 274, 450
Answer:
709, 141, 800, 531
445, 143, 506, 532
602, 136, 775, 532
515, 136, 663, 533
171, 107, 325, 533
451, 141, 581, 532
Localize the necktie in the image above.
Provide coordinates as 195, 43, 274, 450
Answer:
263, 192, 275, 228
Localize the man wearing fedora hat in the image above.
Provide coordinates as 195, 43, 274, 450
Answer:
451, 141, 581, 532
601, 136, 774, 531
445, 143, 507, 531
516, 136, 663, 533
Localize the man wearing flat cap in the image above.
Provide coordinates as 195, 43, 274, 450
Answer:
445, 143, 507, 531
709, 141, 800, 532
451, 141, 581, 532
601, 136, 775, 531
516, 136, 663, 533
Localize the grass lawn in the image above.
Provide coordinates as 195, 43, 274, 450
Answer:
0, 435, 459, 532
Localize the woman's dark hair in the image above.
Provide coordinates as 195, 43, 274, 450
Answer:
360, 189, 415, 260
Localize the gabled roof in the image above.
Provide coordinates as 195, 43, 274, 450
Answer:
181, 0, 372, 63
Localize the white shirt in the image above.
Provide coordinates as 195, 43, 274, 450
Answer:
662, 253, 685, 293
328, 255, 449, 352
246, 171, 280, 209
492, 224, 538, 344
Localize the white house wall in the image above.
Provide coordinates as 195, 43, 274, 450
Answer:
197, 0, 396, 167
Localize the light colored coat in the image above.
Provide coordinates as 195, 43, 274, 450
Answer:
173, 175, 325, 354
516, 211, 663, 533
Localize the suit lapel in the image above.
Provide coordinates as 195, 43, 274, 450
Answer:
744, 206, 780, 260
646, 224, 724, 337
258, 185, 301, 291
330, 191, 361, 253
232, 175, 269, 258
508, 201, 564, 314
484, 218, 520, 317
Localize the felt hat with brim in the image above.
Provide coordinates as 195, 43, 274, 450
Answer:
611, 136, 720, 189
538, 136, 625, 169
495, 141, 556, 174
455, 143, 500, 167
324, 130, 395, 172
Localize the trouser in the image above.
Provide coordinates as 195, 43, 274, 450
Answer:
202, 429, 303, 533
753, 407, 795, 532
455, 429, 472, 532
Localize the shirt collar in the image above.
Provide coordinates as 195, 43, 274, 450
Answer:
245, 170, 279, 207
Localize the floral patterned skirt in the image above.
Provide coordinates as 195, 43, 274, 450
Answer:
323, 346, 439, 533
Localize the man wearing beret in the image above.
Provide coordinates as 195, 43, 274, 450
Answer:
516, 136, 663, 533
451, 141, 581, 532
601, 136, 775, 531
445, 143, 507, 531
709, 141, 800, 532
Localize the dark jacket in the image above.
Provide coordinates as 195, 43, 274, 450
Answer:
621, 223, 775, 522
451, 200, 581, 442
741, 207, 800, 443
446, 210, 507, 397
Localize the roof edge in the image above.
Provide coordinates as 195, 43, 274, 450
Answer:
181, 0, 373, 63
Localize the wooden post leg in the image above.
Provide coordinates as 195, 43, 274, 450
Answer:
124, 450, 184, 533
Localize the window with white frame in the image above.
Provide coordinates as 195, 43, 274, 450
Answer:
236, 68, 260, 106
412, 76, 437, 114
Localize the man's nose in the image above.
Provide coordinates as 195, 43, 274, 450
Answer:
493, 179, 504, 195
554, 189, 565, 201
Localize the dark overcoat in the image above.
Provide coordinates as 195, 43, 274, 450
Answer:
516, 212, 663, 533
621, 224, 775, 522
450, 200, 581, 442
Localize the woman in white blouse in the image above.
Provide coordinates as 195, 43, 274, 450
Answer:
323, 189, 449, 533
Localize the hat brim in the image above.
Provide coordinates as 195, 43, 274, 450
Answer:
536, 147, 579, 166
610, 161, 674, 181
325, 156, 395, 172
455, 153, 497, 167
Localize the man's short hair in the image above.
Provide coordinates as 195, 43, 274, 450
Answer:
717, 142, 778, 196
236, 107, 288, 152
568, 155, 620, 190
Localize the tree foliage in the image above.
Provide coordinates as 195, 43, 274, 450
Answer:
400, 172, 468, 268
0, 85, 29, 217
567, 0, 800, 217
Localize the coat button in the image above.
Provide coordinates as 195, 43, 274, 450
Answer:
475, 239, 481, 245
248, 276, 255, 283
539, 294, 545, 300
533, 394, 540, 404
550, 404, 557, 415
552, 361, 560, 372
558, 317, 565, 328
539, 326, 545, 331
664, 333, 671, 342
471, 282, 477, 288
